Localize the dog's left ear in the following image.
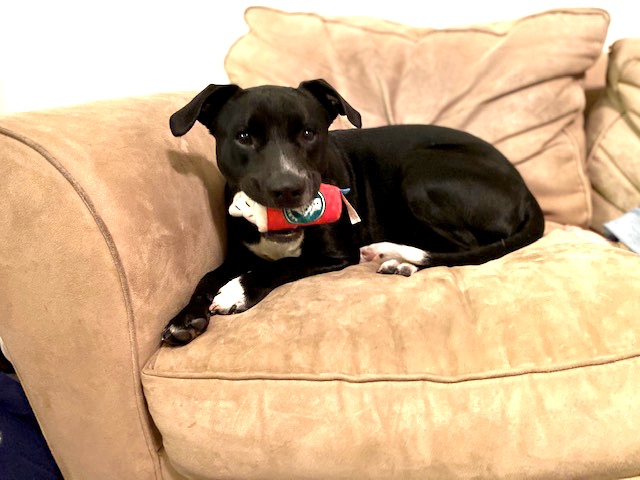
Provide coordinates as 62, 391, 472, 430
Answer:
299, 79, 362, 128
170, 84, 241, 137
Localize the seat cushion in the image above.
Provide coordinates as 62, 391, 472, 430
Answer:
142, 230, 640, 479
224, 7, 610, 227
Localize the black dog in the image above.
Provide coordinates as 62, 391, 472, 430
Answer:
162, 79, 544, 346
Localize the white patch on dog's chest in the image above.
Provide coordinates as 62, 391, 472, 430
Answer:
245, 233, 304, 261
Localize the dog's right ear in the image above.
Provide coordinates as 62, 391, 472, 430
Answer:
298, 79, 362, 128
170, 84, 241, 137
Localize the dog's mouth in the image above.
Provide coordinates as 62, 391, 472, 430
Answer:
266, 190, 316, 211
240, 175, 320, 211
262, 229, 304, 243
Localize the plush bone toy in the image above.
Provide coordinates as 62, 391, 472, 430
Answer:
229, 183, 360, 232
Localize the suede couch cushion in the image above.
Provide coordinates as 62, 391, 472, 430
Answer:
587, 38, 640, 232
142, 230, 640, 479
224, 7, 610, 227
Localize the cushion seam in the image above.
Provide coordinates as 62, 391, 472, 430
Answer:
587, 106, 623, 164
143, 349, 640, 384
562, 124, 593, 225
598, 140, 640, 198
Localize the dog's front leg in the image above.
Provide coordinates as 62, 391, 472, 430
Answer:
210, 256, 353, 316
161, 260, 245, 346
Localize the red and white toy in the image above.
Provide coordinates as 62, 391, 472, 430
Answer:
229, 183, 360, 232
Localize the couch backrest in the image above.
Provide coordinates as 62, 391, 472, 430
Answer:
225, 7, 610, 228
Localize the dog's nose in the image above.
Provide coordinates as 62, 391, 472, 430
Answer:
268, 175, 307, 207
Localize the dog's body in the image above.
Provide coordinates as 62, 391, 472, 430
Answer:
162, 80, 544, 346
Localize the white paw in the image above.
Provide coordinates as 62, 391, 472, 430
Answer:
377, 259, 419, 277
210, 277, 247, 314
360, 242, 430, 266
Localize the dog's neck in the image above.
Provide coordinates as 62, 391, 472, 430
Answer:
245, 232, 304, 261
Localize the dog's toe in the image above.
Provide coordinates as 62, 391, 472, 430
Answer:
210, 276, 248, 315
396, 262, 419, 277
161, 324, 192, 345
361, 242, 430, 267
377, 259, 401, 274
161, 312, 210, 347
377, 259, 419, 277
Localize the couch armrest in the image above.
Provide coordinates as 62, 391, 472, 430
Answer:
0, 93, 225, 479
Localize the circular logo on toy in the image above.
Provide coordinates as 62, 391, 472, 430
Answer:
283, 192, 326, 225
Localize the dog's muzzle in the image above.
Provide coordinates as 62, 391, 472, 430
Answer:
264, 171, 314, 208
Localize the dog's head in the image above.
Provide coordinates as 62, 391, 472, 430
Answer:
170, 79, 361, 209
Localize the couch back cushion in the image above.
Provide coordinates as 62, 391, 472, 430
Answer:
586, 38, 640, 232
225, 8, 609, 226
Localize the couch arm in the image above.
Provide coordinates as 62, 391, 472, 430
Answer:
0, 93, 225, 479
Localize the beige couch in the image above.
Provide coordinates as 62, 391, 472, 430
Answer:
2, 7, 640, 479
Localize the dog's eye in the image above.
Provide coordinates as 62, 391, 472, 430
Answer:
236, 131, 252, 146
301, 129, 316, 142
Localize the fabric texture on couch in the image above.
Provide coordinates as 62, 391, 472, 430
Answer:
225, 7, 610, 228
587, 38, 640, 232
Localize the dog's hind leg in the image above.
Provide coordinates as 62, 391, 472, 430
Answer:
360, 242, 430, 276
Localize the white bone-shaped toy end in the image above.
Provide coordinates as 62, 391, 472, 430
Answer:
228, 191, 269, 232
